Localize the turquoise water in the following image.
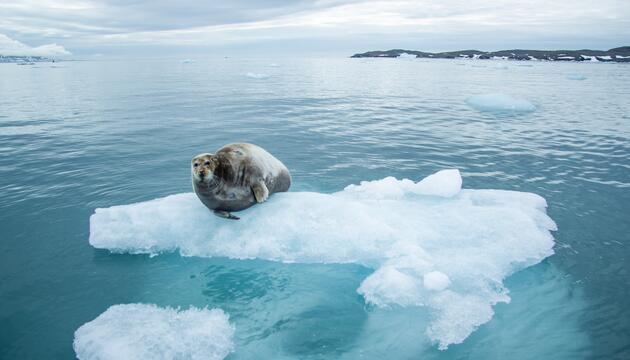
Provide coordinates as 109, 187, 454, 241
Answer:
1, 58, 629, 359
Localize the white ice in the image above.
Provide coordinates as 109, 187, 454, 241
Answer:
466, 93, 536, 113
397, 53, 417, 59
245, 72, 269, 79
89, 169, 556, 350
423, 271, 450, 291
342, 169, 461, 199
73, 304, 234, 360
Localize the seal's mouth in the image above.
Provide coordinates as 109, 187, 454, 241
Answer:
194, 170, 214, 183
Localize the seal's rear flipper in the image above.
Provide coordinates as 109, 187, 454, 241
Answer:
213, 210, 240, 220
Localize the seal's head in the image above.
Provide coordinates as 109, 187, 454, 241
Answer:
191, 153, 219, 183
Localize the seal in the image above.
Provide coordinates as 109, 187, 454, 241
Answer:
192, 143, 291, 220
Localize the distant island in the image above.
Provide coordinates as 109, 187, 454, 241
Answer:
351, 47, 630, 62
0, 55, 54, 63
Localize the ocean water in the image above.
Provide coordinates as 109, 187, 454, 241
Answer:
0, 58, 629, 359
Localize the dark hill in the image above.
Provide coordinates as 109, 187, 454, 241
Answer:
351, 47, 630, 62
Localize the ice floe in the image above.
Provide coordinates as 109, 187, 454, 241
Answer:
73, 304, 234, 360
466, 93, 536, 113
89, 169, 556, 349
245, 72, 269, 79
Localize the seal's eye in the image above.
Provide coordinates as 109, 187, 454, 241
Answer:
204, 161, 210, 166
193, 163, 198, 168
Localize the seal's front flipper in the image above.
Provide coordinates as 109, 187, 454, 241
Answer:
213, 210, 240, 220
252, 181, 269, 203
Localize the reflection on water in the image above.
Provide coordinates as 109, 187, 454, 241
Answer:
0, 58, 629, 359
202, 265, 286, 304
200, 260, 371, 359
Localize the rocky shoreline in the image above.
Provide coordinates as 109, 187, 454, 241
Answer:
0, 55, 52, 63
351, 47, 630, 62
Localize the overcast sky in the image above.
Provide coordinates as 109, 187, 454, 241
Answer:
1, 0, 629, 57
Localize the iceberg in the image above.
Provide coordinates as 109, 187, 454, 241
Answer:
89, 169, 556, 349
466, 93, 536, 113
73, 304, 234, 360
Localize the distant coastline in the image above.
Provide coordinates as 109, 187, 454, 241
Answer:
351, 47, 630, 62
0, 55, 55, 63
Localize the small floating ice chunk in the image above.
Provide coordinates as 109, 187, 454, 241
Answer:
567, 74, 587, 80
180, 59, 194, 64
73, 304, 234, 360
245, 72, 269, 79
466, 93, 536, 113
423, 271, 451, 291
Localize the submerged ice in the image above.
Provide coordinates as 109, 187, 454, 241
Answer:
567, 74, 587, 80
73, 304, 234, 360
466, 93, 536, 113
89, 169, 556, 350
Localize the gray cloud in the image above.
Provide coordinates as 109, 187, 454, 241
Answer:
1, 0, 629, 56
0, 33, 70, 56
